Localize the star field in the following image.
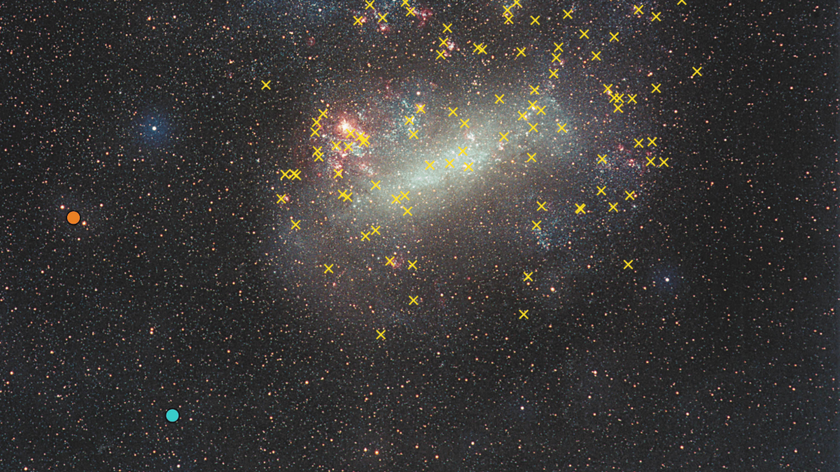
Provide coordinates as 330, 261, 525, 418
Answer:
1, 1, 837, 470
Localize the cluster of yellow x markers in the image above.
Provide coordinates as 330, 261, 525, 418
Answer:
265, 0, 702, 335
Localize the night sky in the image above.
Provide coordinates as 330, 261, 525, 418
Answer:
2, 0, 838, 470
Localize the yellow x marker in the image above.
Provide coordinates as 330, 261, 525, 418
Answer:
370, 225, 380, 235
552, 52, 562, 63
371, 180, 381, 190
625, 190, 636, 200
458, 146, 468, 156
613, 103, 624, 113
291, 219, 301, 231
345, 128, 356, 139
528, 100, 539, 110
402, 206, 413, 216
324, 263, 334, 274
527, 122, 539, 133
659, 157, 669, 167
591, 51, 602, 61
338, 190, 353, 202
557, 123, 567, 133
579, 29, 589, 39
438, 37, 449, 48
532, 220, 541, 230
634, 138, 644, 148
627, 94, 637, 104
445, 158, 455, 168
474, 43, 488, 55
333, 168, 343, 179
495, 94, 504, 103
554, 42, 564, 52
633, 5, 644, 14
443, 23, 452, 33
276, 193, 286, 203
343, 142, 353, 152
386, 256, 396, 266
623, 259, 634, 270
597, 186, 606, 195
361, 231, 371, 241
464, 162, 474, 171
365, 0, 375, 9
651, 83, 661, 93
357, 132, 370, 147
406, 6, 416, 16
405, 115, 415, 125
425, 160, 435, 170
519, 309, 529, 319
530, 15, 540, 25
516, 47, 526, 57
512, 0, 522, 7
603, 83, 613, 94
536, 105, 546, 115
354, 16, 364, 25
537, 201, 547, 211
598, 154, 607, 164
651, 12, 661, 22
377, 329, 386, 340
678, 0, 686, 4
527, 152, 537, 162
409, 129, 418, 139
318, 108, 328, 120
311, 128, 320, 137
377, 12, 388, 23
517, 111, 528, 121
399, 190, 410, 201
460, 119, 470, 129
609, 202, 618, 212
331, 141, 341, 151
575, 203, 586, 214
408, 260, 417, 270
448, 107, 458, 117
436, 50, 446, 60
409, 295, 419, 305
504, 13, 513, 24
549, 69, 558, 78
529, 85, 540, 95
416, 104, 426, 114
692, 66, 703, 78
647, 137, 657, 147
610, 32, 619, 42
646, 156, 657, 167
313, 146, 323, 157
523, 272, 534, 282
503, 5, 514, 16
563, 9, 573, 19
261, 80, 271, 90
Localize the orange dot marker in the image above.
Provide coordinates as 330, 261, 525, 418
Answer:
67, 211, 80, 225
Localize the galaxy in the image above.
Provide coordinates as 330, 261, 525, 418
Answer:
2, 0, 837, 470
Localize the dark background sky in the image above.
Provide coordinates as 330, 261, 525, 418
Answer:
1, 1, 837, 470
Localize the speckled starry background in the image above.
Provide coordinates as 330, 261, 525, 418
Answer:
1, 0, 837, 470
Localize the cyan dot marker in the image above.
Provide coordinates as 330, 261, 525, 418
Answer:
166, 409, 179, 423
